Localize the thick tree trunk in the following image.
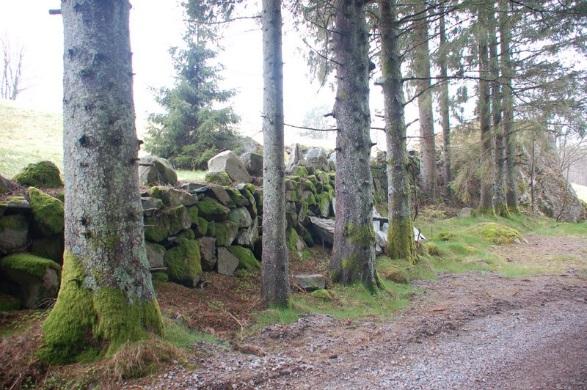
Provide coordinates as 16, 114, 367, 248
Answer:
261, 0, 289, 307
380, 0, 415, 262
477, 3, 495, 214
438, 6, 451, 198
488, 3, 509, 217
499, 0, 519, 213
330, 0, 377, 290
413, 0, 437, 202
41, 0, 162, 363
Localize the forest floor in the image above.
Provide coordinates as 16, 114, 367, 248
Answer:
139, 233, 587, 390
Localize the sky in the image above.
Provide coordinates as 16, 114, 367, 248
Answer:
0, 1, 406, 150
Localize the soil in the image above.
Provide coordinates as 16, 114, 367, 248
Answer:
141, 234, 587, 390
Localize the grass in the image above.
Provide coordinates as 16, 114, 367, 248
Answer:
162, 318, 224, 348
0, 102, 63, 179
176, 169, 207, 182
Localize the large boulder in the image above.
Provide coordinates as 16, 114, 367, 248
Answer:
164, 238, 202, 287
293, 274, 326, 291
139, 156, 177, 186
241, 152, 263, 177
0, 253, 60, 308
0, 214, 29, 254
208, 150, 251, 183
27, 187, 64, 236
13, 161, 63, 188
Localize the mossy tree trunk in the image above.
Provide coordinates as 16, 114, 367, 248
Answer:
438, 6, 451, 198
41, 0, 163, 363
330, 0, 377, 291
499, 0, 519, 213
413, 0, 437, 202
477, 2, 495, 215
261, 0, 289, 307
488, 2, 509, 217
379, 0, 415, 263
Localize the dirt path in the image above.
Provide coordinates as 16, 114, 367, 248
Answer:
142, 235, 587, 390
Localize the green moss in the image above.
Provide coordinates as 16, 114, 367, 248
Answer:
196, 197, 230, 221
207, 221, 216, 237
424, 242, 443, 257
317, 192, 331, 217
39, 252, 163, 363
436, 231, 455, 241
177, 229, 195, 240
310, 289, 334, 301
27, 187, 64, 235
468, 222, 522, 245
241, 188, 257, 217
292, 166, 309, 177
386, 217, 416, 263
345, 223, 376, 247
144, 218, 168, 243
286, 227, 300, 253
194, 217, 208, 236
13, 161, 63, 188
213, 221, 239, 246
205, 171, 231, 186
0, 252, 60, 278
187, 206, 199, 224
228, 245, 260, 271
151, 271, 168, 283
301, 178, 317, 193
164, 238, 202, 287
144, 206, 191, 242
226, 188, 249, 207
0, 292, 21, 311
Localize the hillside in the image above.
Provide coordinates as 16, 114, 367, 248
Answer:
0, 102, 63, 178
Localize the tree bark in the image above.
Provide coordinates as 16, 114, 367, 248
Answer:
438, 5, 451, 198
477, 2, 495, 214
41, 0, 162, 363
380, 0, 415, 262
330, 0, 377, 290
488, 2, 509, 217
413, 0, 437, 202
499, 0, 519, 213
261, 0, 289, 307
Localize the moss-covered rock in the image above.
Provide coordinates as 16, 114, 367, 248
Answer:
205, 171, 232, 186
301, 178, 317, 193
144, 205, 192, 242
196, 197, 230, 221
0, 292, 21, 311
213, 221, 239, 247
292, 166, 309, 177
0, 253, 61, 308
194, 217, 209, 237
228, 245, 260, 271
380, 265, 409, 284
31, 237, 64, 263
317, 192, 331, 218
177, 229, 195, 240
138, 156, 177, 186
149, 186, 197, 207
228, 207, 252, 228
187, 205, 199, 224
151, 271, 169, 283
145, 242, 166, 269
27, 187, 64, 236
468, 222, 522, 245
13, 161, 63, 188
226, 187, 249, 207
164, 238, 202, 287
310, 289, 334, 301
0, 214, 29, 253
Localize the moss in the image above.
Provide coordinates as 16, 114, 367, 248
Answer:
207, 221, 216, 237
436, 231, 455, 241
151, 272, 168, 283
301, 178, 317, 193
196, 197, 230, 221
213, 221, 239, 247
226, 188, 249, 207
205, 171, 231, 186
144, 218, 168, 243
177, 229, 195, 240
194, 217, 208, 236
187, 206, 199, 224
27, 187, 64, 235
164, 238, 202, 287
39, 252, 163, 363
0, 292, 21, 311
13, 161, 63, 188
310, 289, 334, 301
144, 206, 191, 242
292, 166, 309, 177
468, 222, 522, 245
386, 217, 416, 263
241, 188, 258, 217
345, 223, 376, 247
286, 227, 300, 253
379, 264, 409, 284
228, 245, 260, 271
424, 242, 443, 257
317, 192, 332, 217
0, 252, 60, 278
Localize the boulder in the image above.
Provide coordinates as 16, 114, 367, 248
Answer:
205, 184, 233, 206
198, 237, 217, 271
27, 187, 64, 236
207, 150, 251, 183
213, 221, 239, 247
13, 161, 63, 188
286, 143, 306, 173
293, 274, 326, 291
308, 216, 334, 246
164, 238, 202, 287
217, 247, 240, 276
205, 171, 232, 186
241, 152, 263, 177
228, 207, 253, 228
303, 147, 329, 172
228, 245, 260, 271
0, 214, 29, 254
145, 242, 166, 269
141, 196, 164, 211
0, 174, 13, 195
30, 238, 64, 263
196, 197, 230, 221
138, 156, 177, 186
0, 253, 60, 308
144, 205, 192, 242
226, 187, 250, 207
149, 186, 197, 207
236, 218, 259, 247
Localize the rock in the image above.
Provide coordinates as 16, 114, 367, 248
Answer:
27, 187, 64, 236
467, 222, 522, 245
13, 161, 63, 188
213, 221, 240, 247
0, 196, 30, 216
30, 238, 63, 263
138, 156, 177, 186
226, 187, 250, 207
287, 227, 306, 259
0, 253, 60, 308
145, 242, 166, 269
310, 289, 334, 301
149, 186, 197, 207
207, 150, 251, 183
286, 143, 306, 172
236, 218, 259, 247
164, 238, 202, 287
141, 196, 164, 211
181, 182, 208, 193
198, 237, 217, 271
308, 216, 334, 246
293, 274, 326, 291
229, 207, 252, 228
0, 214, 29, 254
205, 184, 233, 206
193, 217, 208, 236
0, 174, 13, 195
328, 151, 336, 170
241, 152, 263, 177
458, 207, 473, 218
0, 292, 21, 311
144, 205, 192, 242
217, 247, 240, 276
228, 245, 260, 271
303, 147, 329, 171
196, 197, 230, 221
205, 171, 232, 186
317, 192, 331, 218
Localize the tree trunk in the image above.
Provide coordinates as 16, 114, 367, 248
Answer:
488, 2, 509, 217
477, 2, 495, 214
41, 0, 162, 363
413, 0, 437, 202
330, 0, 377, 291
438, 6, 451, 198
499, 0, 519, 213
380, 0, 415, 262
261, 0, 289, 307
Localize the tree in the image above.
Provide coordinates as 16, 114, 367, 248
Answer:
144, 4, 239, 170
379, 0, 416, 262
40, 0, 163, 363
261, 0, 289, 307
330, 0, 377, 290
0, 37, 24, 100
437, 4, 451, 198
